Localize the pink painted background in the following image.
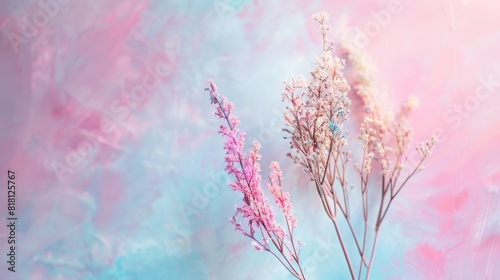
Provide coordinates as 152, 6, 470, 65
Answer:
0, 0, 499, 279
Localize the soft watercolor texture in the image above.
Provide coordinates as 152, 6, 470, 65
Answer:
0, 0, 499, 279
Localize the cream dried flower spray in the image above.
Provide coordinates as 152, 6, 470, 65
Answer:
281, 11, 437, 279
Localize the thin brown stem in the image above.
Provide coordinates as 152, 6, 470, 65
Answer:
358, 218, 369, 279
329, 216, 357, 280
365, 229, 380, 280
392, 158, 425, 199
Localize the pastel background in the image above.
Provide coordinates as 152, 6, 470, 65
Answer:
0, 0, 499, 279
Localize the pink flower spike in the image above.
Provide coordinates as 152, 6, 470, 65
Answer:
267, 162, 297, 229
206, 80, 305, 280
209, 79, 218, 92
